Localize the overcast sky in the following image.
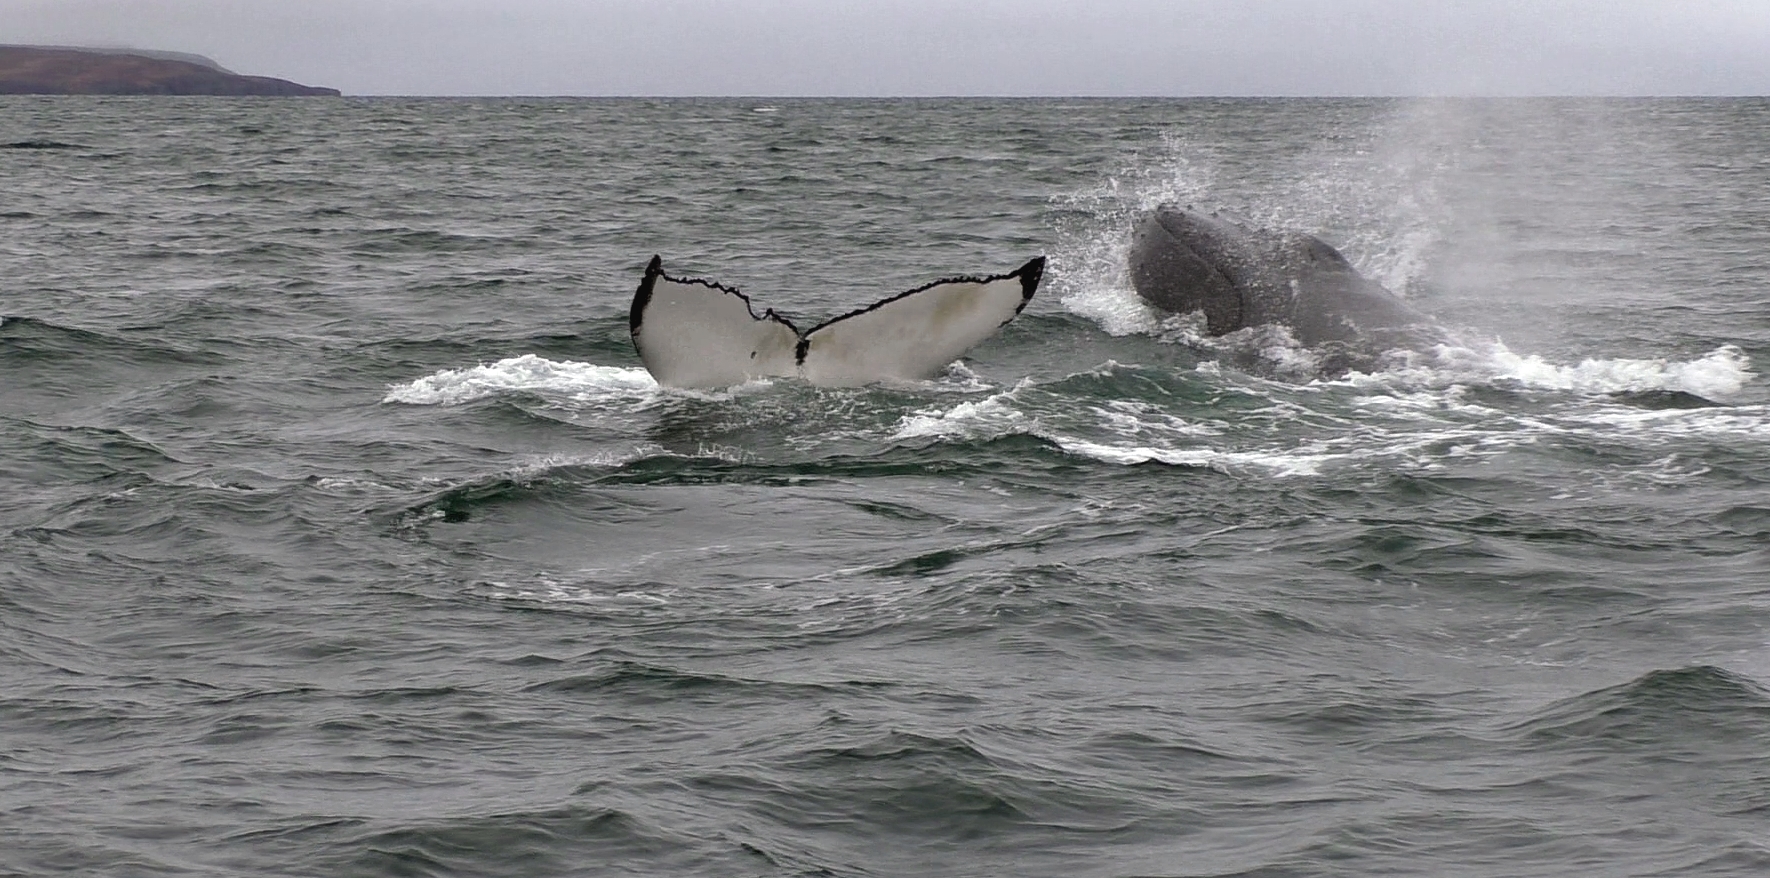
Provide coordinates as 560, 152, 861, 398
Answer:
7, 0, 1769, 96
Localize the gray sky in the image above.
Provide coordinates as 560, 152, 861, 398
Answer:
7, 0, 1769, 96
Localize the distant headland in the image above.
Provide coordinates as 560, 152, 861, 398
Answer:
0, 45, 340, 96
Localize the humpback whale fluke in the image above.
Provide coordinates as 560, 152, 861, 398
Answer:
630, 255, 1044, 389
1130, 205, 1437, 349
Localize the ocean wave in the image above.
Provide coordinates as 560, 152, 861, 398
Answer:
1062, 282, 1757, 404
875, 354, 1770, 482
1360, 341, 1755, 400
1505, 665, 1770, 751
1, 315, 227, 366
383, 355, 658, 406
892, 390, 1028, 441
309, 805, 694, 877
887, 375, 1340, 476
1051, 437, 1338, 477
390, 449, 668, 525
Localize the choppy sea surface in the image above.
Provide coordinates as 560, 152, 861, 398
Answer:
3, 96, 1769, 877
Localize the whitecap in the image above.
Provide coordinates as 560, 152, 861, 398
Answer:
1331, 342, 1755, 404
1053, 437, 1335, 477
1484, 343, 1753, 398
891, 391, 1028, 440
383, 354, 658, 405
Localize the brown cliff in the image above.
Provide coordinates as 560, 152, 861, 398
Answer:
0, 46, 340, 96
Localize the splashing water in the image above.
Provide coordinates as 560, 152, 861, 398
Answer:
384, 354, 659, 406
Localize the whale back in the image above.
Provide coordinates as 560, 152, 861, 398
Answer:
1278, 232, 1429, 345
1130, 205, 1433, 348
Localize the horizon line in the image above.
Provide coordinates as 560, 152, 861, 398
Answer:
206, 92, 1770, 100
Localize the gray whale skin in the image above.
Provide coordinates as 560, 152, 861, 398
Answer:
1129, 204, 1434, 347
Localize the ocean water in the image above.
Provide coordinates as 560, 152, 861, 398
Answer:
3, 96, 1769, 877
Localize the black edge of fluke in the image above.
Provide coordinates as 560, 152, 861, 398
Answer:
1014, 256, 1045, 313
629, 255, 664, 338
629, 255, 802, 345
799, 255, 1048, 338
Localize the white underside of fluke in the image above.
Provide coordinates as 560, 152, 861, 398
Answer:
629, 256, 1044, 389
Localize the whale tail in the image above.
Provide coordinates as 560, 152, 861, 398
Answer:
630, 256, 1044, 388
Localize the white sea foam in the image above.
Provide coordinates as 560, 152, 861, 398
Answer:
1053, 437, 1336, 477
887, 372, 1346, 476
1091, 399, 1224, 439
381, 344, 1757, 490
510, 448, 668, 475
891, 391, 1028, 440
1485, 343, 1753, 398
478, 578, 672, 607
1059, 278, 1164, 337
1350, 342, 1756, 400
313, 476, 396, 494
1580, 406, 1770, 439
383, 354, 658, 405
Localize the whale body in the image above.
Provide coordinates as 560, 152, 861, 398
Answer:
630, 255, 1044, 389
1130, 205, 1435, 348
